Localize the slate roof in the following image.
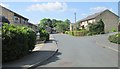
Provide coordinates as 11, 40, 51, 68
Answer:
78, 9, 119, 23
79, 10, 105, 22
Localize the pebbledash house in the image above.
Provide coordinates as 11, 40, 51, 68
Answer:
78, 9, 119, 33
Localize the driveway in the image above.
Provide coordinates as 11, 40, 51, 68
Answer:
37, 33, 118, 67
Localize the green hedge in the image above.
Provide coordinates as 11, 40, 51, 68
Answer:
108, 33, 120, 44
2, 23, 36, 62
65, 30, 88, 36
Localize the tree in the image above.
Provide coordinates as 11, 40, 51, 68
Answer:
88, 19, 104, 34
38, 18, 52, 28
64, 19, 70, 31
51, 19, 57, 28
38, 18, 71, 33
55, 19, 71, 33
56, 22, 66, 33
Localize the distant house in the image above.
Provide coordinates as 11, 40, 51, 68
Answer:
45, 26, 52, 34
27, 22, 39, 32
78, 9, 119, 33
70, 23, 73, 31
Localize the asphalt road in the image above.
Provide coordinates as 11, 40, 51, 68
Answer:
37, 33, 118, 67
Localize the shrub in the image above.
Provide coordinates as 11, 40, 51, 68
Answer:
65, 29, 88, 36
111, 28, 117, 32
39, 29, 49, 41
2, 23, 36, 62
108, 33, 120, 44
65, 31, 69, 34
88, 19, 104, 35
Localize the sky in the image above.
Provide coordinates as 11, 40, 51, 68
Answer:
0, 2, 118, 24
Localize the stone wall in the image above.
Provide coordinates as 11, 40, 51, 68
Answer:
96, 10, 119, 33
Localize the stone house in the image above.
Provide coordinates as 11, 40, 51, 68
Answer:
0, 5, 28, 26
78, 9, 119, 33
0, 5, 38, 32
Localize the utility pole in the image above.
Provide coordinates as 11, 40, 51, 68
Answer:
74, 12, 77, 30
74, 12, 76, 24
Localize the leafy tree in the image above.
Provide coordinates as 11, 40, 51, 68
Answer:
38, 18, 52, 28
51, 19, 56, 27
56, 22, 66, 33
64, 19, 70, 30
55, 19, 70, 33
64, 19, 70, 24
88, 19, 104, 34
38, 18, 71, 33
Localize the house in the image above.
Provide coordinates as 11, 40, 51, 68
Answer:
78, 9, 119, 33
70, 23, 80, 31
70, 23, 73, 31
45, 26, 52, 34
0, 5, 28, 26
118, 21, 120, 32
0, 5, 38, 32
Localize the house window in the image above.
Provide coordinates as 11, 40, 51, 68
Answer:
22, 19, 25, 24
14, 16, 20, 23
25, 20, 27, 24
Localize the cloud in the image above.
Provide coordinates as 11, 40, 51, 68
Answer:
0, 2, 9, 8
26, 2, 67, 12
90, 6, 113, 13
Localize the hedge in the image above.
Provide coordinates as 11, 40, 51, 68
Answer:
65, 30, 88, 36
39, 29, 49, 41
2, 23, 36, 62
108, 33, 120, 44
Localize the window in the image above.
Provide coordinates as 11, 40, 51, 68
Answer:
14, 16, 20, 23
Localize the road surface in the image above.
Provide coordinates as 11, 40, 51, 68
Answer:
37, 33, 118, 67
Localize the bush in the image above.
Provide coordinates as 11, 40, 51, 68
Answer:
108, 33, 120, 44
65, 31, 69, 34
88, 19, 104, 35
65, 29, 88, 36
2, 23, 36, 62
111, 28, 117, 32
39, 29, 49, 41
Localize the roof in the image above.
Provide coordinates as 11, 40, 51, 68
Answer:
28, 22, 38, 27
78, 9, 119, 22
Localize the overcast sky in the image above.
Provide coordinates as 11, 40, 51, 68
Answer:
0, 2, 118, 24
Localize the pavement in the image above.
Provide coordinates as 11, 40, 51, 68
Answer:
2, 34, 58, 68
37, 33, 118, 67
